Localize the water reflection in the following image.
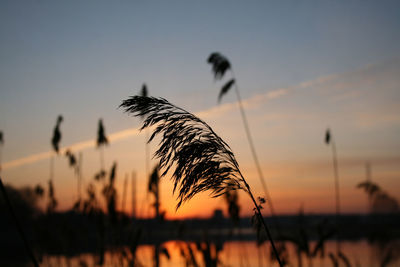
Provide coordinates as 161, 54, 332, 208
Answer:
39, 239, 399, 267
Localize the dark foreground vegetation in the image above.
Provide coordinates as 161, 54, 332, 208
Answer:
1, 183, 400, 266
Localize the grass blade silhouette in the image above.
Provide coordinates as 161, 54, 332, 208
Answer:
120, 95, 283, 266
218, 79, 235, 103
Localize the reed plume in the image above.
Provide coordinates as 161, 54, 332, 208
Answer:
120, 95, 283, 266
97, 118, 108, 176
48, 115, 63, 213
51, 115, 63, 153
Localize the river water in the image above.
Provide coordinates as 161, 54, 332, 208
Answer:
40, 239, 399, 267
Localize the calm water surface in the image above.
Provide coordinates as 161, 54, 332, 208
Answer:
42, 239, 399, 267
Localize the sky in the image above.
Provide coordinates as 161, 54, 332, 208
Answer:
0, 1, 399, 219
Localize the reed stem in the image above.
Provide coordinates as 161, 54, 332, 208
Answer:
230, 69, 277, 217
330, 138, 341, 255
241, 178, 283, 266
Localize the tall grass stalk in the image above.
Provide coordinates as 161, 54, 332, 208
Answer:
207, 53, 277, 218
325, 129, 341, 255
122, 173, 128, 214
120, 96, 283, 266
97, 119, 108, 173
49, 115, 63, 210
65, 149, 80, 203
131, 171, 137, 218
0, 176, 39, 267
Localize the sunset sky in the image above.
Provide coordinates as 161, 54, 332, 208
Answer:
1, 1, 399, 219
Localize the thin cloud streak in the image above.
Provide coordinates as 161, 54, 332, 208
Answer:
197, 73, 338, 119
3, 128, 140, 170
2, 59, 395, 170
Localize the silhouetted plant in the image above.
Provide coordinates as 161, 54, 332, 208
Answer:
48, 115, 63, 213
225, 184, 240, 224
51, 115, 63, 154
329, 251, 353, 267
338, 251, 352, 267
357, 181, 399, 213
65, 149, 77, 170
140, 84, 151, 184
65, 149, 80, 200
94, 169, 107, 181
312, 219, 335, 259
207, 52, 278, 221
148, 165, 165, 220
281, 209, 333, 267
102, 162, 118, 223
82, 183, 100, 215
47, 179, 57, 213
329, 252, 339, 267
97, 118, 108, 174
34, 184, 44, 198
141, 83, 148, 98
325, 128, 341, 254
196, 240, 222, 267
120, 95, 283, 266
0, 131, 3, 172
138, 83, 153, 218
0, 178, 40, 267
127, 228, 143, 267
94, 119, 108, 214
178, 242, 200, 267
208, 53, 231, 81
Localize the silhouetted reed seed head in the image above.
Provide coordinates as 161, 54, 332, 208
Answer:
120, 96, 246, 209
325, 129, 330, 145
357, 181, 380, 197
207, 52, 231, 80
140, 84, 148, 97
51, 115, 63, 153
97, 119, 108, 147
65, 149, 77, 166
207, 53, 237, 103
